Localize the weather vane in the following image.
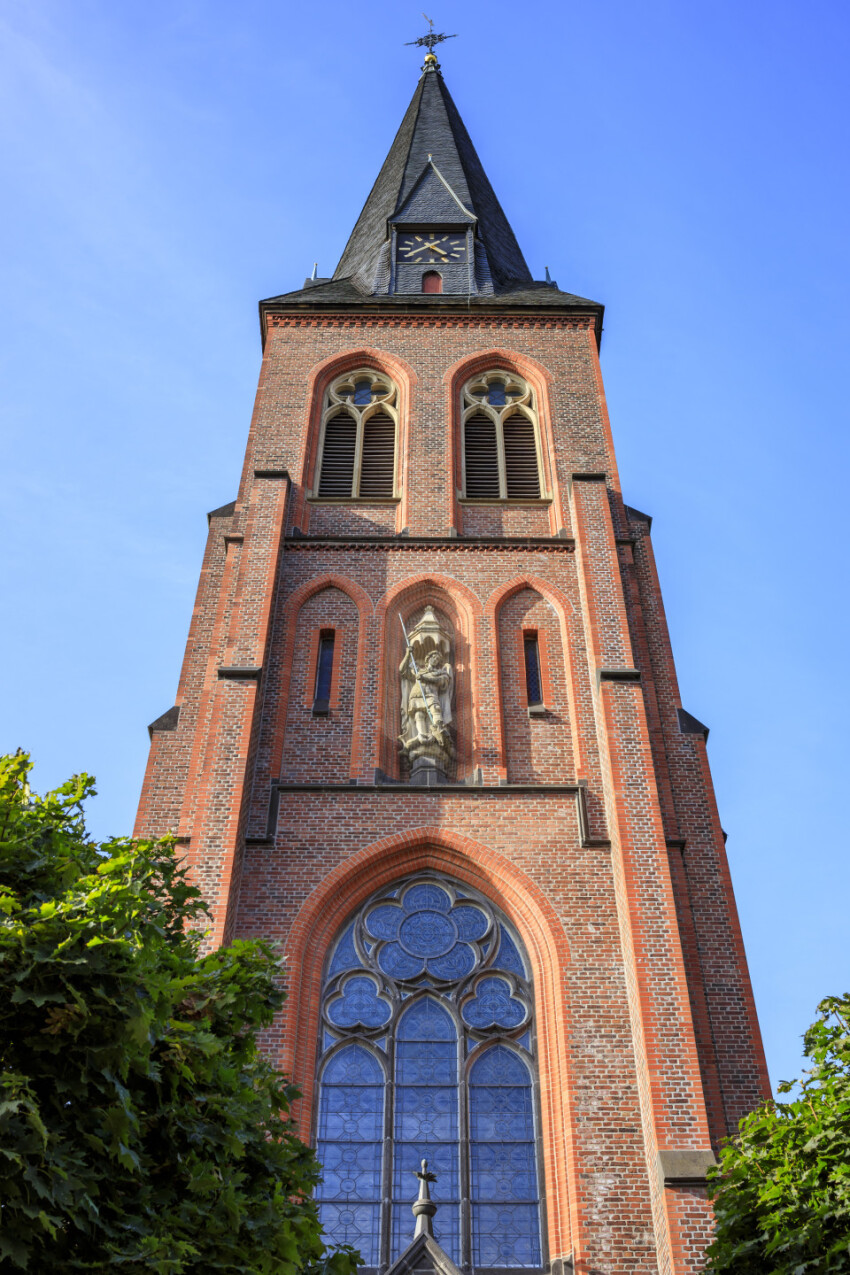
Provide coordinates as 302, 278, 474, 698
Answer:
405, 13, 457, 55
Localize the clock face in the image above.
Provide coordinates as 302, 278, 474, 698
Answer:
397, 232, 467, 264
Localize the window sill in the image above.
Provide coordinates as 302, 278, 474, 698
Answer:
307, 496, 401, 505
459, 497, 552, 506
528, 704, 548, 717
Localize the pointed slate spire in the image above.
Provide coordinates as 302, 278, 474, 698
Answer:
334, 62, 532, 292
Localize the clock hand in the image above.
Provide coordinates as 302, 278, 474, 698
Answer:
425, 242, 449, 257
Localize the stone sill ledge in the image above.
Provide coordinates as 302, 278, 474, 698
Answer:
306, 496, 401, 505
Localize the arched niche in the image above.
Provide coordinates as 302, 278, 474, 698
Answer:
375, 579, 480, 784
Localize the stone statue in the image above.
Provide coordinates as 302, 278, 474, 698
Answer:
399, 606, 455, 785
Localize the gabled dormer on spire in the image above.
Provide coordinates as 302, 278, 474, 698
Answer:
334, 59, 532, 296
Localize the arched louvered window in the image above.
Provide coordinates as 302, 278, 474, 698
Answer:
316, 875, 543, 1272
461, 372, 543, 502
316, 370, 399, 499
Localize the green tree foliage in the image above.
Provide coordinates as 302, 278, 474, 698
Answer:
0, 753, 359, 1274
707, 994, 850, 1274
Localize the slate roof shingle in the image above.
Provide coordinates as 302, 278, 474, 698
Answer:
333, 68, 532, 291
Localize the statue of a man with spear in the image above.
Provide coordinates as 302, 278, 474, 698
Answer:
398, 610, 454, 779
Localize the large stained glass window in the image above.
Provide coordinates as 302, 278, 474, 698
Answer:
316, 875, 542, 1271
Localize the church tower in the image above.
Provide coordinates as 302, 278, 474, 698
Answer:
136, 42, 769, 1275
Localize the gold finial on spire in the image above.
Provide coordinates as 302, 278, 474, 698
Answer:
405, 13, 457, 71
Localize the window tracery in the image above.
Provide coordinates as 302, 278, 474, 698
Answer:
461, 371, 544, 502
316, 370, 399, 500
316, 875, 542, 1271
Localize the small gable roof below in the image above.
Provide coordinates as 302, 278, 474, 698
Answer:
385, 1233, 463, 1275
393, 161, 475, 225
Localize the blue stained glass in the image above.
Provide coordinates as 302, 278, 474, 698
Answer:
471, 1142, 538, 1201
396, 1040, 456, 1085
327, 976, 391, 1029
319, 1202, 381, 1264
318, 880, 540, 1269
452, 904, 488, 940
395, 1086, 458, 1141
353, 380, 372, 405
392, 1142, 458, 1200
365, 903, 402, 941
470, 1087, 534, 1143
428, 944, 475, 981
316, 1141, 382, 1200
470, 1044, 531, 1086
492, 928, 527, 978
472, 1205, 541, 1267
328, 923, 363, 975
322, 1045, 384, 1086
487, 380, 507, 406
517, 1030, 531, 1050
378, 942, 424, 979
402, 882, 451, 913
397, 998, 455, 1041
368, 884, 492, 984
392, 1203, 460, 1263
399, 910, 457, 957
319, 1086, 383, 1141
462, 977, 526, 1030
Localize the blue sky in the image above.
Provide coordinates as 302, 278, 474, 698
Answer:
2, 0, 848, 1093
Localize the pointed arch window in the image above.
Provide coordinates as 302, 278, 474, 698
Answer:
316, 876, 543, 1272
316, 370, 399, 500
461, 372, 544, 502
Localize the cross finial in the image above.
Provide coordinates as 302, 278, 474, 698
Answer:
405, 13, 457, 69
412, 1158, 439, 1238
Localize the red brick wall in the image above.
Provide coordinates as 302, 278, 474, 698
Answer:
497, 587, 574, 783
134, 308, 769, 1274
461, 503, 552, 537
280, 586, 358, 782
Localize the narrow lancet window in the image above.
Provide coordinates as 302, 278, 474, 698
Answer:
317, 413, 357, 497
523, 635, 543, 708
313, 630, 335, 714
359, 410, 396, 498
316, 1043, 385, 1265
464, 411, 501, 499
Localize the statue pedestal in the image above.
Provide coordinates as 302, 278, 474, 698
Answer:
404, 735, 452, 786
410, 755, 449, 786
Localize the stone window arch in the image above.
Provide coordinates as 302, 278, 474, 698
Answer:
315, 874, 543, 1272
315, 369, 399, 500
461, 370, 544, 502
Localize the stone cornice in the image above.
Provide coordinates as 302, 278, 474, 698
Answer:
253, 780, 610, 850
265, 311, 597, 331
283, 534, 575, 552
